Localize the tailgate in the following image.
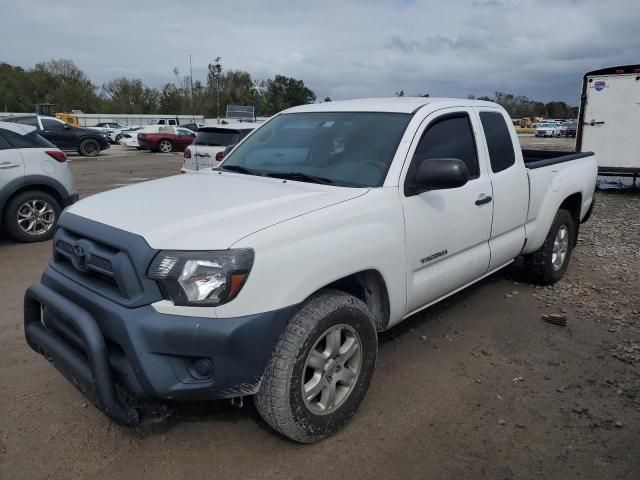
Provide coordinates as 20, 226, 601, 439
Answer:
184, 145, 225, 172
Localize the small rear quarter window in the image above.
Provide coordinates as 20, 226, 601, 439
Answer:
479, 111, 516, 173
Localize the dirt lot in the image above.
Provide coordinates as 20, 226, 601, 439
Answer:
1, 140, 639, 479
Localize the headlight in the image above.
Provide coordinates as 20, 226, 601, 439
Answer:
148, 250, 254, 306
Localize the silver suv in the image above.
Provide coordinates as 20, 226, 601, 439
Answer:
0, 121, 77, 242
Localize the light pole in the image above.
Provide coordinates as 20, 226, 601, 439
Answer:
211, 57, 222, 124
189, 54, 194, 122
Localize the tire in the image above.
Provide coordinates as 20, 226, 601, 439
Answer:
255, 290, 378, 443
114, 134, 122, 144
524, 209, 575, 285
79, 139, 101, 157
157, 139, 173, 153
3, 190, 61, 243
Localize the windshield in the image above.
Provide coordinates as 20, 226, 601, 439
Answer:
195, 128, 242, 146
220, 112, 411, 187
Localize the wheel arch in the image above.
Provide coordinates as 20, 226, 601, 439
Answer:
559, 192, 582, 246
0, 175, 66, 221
312, 269, 391, 331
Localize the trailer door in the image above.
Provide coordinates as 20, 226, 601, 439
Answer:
581, 74, 640, 172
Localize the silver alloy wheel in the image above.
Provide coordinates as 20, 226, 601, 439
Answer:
159, 140, 172, 153
552, 224, 569, 271
16, 199, 55, 236
302, 324, 362, 415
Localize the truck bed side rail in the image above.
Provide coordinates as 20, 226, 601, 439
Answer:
523, 150, 595, 169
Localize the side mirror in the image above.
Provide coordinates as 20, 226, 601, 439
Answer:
411, 158, 469, 194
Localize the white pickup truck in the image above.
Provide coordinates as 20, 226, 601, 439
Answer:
24, 98, 597, 443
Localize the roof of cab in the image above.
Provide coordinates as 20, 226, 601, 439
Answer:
284, 97, 499, 114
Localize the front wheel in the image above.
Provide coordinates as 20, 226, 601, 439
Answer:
255, 290, 377, 443
524, 209, 575, 284
79, 139, 101, 157
3, 190, 61, 242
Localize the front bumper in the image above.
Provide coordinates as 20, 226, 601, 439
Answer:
24, 268, 294, 426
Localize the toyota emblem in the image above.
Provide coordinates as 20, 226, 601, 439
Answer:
71, 241, 91, 271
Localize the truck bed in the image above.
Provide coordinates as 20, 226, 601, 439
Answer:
523, 149, 595, 169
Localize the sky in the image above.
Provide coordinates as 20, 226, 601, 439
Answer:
1, 0, 639, 106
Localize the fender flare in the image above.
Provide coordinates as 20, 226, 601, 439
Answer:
0, 174, 70, 217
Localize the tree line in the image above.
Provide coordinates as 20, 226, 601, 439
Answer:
0, 59, 578, 119
0, 59, 316, 117
468, 92, 578, 119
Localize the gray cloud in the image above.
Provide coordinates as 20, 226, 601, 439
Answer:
1, 0, 639, 105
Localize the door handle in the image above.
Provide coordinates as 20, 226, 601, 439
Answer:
475, 195, 492, 206
585, 120, 605, 126
0, 162, 20, 169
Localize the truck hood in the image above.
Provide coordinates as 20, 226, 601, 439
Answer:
67, 172, 368, 249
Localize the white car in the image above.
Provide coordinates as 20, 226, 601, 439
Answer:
109, 126, 142, 144
535, 121, 563, 137
23, 98, 597, 442
121, 125, 160, 148
182, 123, 258, 173
0, 121, 77, 242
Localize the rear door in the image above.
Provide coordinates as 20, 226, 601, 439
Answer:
581, 74, 640, 170
475, 108, 529, 270
400, 108, 493, 314
0, 130, 25, 192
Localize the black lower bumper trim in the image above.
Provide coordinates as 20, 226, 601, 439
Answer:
62, 193, 79, 207
24, 284, 140, 427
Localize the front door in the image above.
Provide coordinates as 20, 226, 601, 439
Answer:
40, 117, 72, 149
401, 108, 493, 314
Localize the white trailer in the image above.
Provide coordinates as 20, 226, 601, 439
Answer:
577, 64, 640, 185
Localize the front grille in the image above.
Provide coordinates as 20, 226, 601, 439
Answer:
56, 240, 114, 274
88, 253, 114, 273
50, 217, 163, 308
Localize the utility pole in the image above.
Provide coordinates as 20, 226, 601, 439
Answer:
189, 54, 194, 122
211, 57, 222, 124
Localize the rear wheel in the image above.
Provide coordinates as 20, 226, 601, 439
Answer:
158, 139, 173, 153
524, 209, 575, 284
114, 134, 122, 144
79, 139, 100, 157
4, 190, 60, 243
255, 290, 377, 443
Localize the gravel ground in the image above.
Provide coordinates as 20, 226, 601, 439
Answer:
0, 139, 639, 479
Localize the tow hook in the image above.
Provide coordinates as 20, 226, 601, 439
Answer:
230, 396, 244, 408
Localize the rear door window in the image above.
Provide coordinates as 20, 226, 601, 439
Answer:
479, 112, 516, 173
195, 129, 241, 146
0, 129, 55, 148
0, 131, 12, 149
13, 117, 39, 128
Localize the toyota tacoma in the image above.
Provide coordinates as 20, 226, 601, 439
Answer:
24, 98, 597, 443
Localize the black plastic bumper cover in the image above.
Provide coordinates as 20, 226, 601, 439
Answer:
25, 284, 140, 427
24, 276, 296, 427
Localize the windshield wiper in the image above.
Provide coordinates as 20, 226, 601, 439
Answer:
220, 165, 261, 176
266, 172, 336, 185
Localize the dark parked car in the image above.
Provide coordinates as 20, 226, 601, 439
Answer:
181, 123, 205, 132
564, 122, 577, 137
4, 115, 110, 157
